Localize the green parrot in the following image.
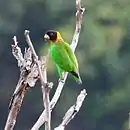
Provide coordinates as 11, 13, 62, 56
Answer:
44, 30, 82, 84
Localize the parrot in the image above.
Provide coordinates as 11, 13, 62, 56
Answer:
44, 30, 82, 84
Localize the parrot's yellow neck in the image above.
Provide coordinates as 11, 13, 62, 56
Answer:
55, 32, 64, 42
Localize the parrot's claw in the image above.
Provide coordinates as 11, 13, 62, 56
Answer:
58, 78, 65, 83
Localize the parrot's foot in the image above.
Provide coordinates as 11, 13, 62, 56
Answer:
58, 78, 65, 83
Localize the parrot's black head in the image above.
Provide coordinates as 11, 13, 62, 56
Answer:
44, 30, 57, 41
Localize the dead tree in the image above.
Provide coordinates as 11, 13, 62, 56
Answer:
4, 0, 86, 130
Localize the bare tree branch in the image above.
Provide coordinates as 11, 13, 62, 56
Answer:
54, 89, 87, 130
4, 37, 39, 130
24, 30, 52, 130
5, 0, 85, 129
31, 0, 85, 129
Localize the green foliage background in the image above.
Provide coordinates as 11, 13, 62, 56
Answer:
0, 0, 130, 129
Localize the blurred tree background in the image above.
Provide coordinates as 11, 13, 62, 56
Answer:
0, 0, 130, 129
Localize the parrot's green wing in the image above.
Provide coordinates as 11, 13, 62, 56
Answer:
63, 42, 82, 84
63, 42, 79, 71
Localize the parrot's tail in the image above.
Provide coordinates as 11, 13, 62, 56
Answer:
70, 71, 82, 84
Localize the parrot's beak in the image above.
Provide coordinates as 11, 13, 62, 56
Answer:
44, 34, 50, 40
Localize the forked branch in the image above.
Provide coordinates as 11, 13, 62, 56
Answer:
31, 0, 85, 129
24, 30, 52, 130
4, 37, 40, 130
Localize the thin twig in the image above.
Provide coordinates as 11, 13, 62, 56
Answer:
31, 0, 85, 129
24, 30, 51, 130
54, 89, 87, 130
24, 30, 47, 86
12, 36, 24, 68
